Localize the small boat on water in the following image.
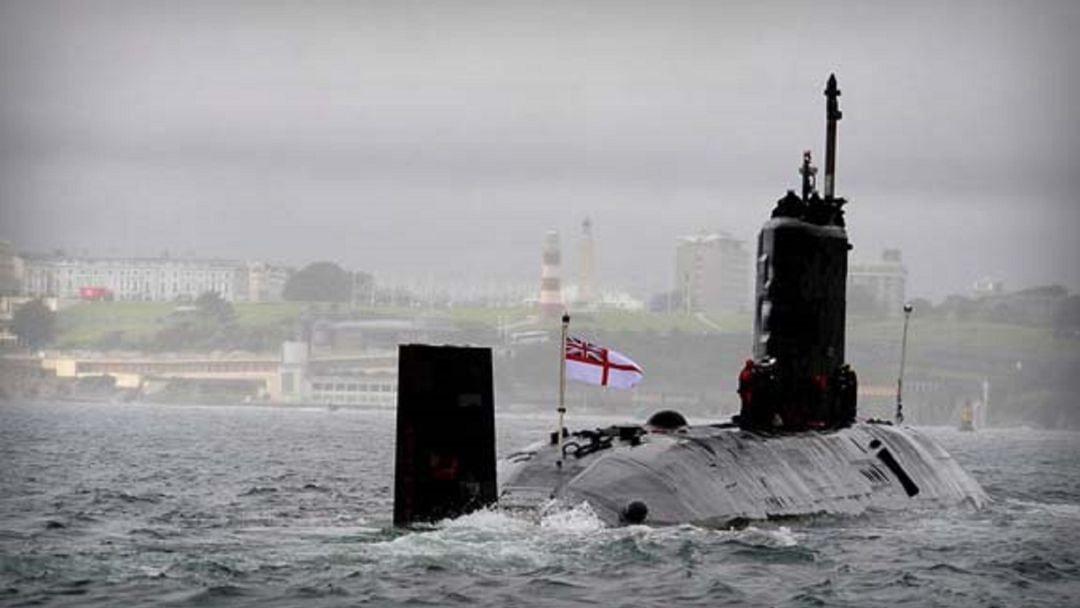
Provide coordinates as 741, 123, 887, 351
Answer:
958, 401, 976, 432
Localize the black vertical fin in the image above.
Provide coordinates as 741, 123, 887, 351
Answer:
393, 344, 497, 526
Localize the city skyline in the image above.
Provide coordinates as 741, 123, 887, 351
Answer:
2, 1, 1078, 302
0, 228, 1063, 306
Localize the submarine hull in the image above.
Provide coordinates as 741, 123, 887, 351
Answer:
499, 422, 987, 527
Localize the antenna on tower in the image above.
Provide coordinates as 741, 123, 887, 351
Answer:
823, 74, 842, 200
799, 150, 817, 201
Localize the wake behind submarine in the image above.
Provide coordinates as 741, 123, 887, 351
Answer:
392, 75, 987, 528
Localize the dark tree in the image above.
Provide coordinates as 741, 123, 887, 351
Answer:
283, 262, 352, 302
195, 291, 235, 323
907, 298, 934, 317
1053, 294, 1080, 335
13, 299, 57, 349
940, 294, 976, 321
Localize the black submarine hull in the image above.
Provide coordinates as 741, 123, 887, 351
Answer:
498, 422, 987, 527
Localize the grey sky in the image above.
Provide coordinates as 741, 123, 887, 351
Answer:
1, 0, 1078, 300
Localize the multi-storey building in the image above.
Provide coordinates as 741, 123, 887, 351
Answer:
20, 256, 283, 303
575, 218, 596, 309
674, 232, 750, 315
848, 249, 907, 317
246, 261, 290, 303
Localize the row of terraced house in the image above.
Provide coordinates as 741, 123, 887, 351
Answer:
1, 243, 289, 303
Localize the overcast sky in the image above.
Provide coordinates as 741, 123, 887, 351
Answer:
1, 0, 1077, 300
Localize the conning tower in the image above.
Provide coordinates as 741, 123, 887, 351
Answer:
739, 74, 857, 431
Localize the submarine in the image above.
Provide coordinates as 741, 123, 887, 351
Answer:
392, 75, 987, 528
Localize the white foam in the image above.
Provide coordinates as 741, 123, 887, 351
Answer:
365, 502, 615, 572
742, 525, 800, 547
441, 506, 536, 534
372, 508, 548, 567
539, 501, 606, 533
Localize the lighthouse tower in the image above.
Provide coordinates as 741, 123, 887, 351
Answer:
538, 230, 563, 318
576, 218, 595, 309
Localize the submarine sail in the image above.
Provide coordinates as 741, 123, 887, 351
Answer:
740, 73, 855, 432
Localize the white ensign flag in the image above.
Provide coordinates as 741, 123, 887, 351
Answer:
564, 335, 644, 389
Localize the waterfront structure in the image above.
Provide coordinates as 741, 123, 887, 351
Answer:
310, 318, 458, 353
561, 285, 645, 312
574, 218, 596, 309
277, 346, 400, 406
308, 370, 398, 407
279, 341, 309, 401
21, 255, 289, 303
40, 351, 280, 396
538, 231, 564, 317
848, 249, 907, 317
674, 232, 750, 315
33, 345, 398, 405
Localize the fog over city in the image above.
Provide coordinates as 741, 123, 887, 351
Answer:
5, 5, 1080, 605
1, 0, 1078, 300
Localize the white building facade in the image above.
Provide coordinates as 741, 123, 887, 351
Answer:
848, 249, 907, 317
21, 256, 287, 303
674, 232, 750, 315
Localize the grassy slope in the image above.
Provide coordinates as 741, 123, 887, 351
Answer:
56, 302, 172, 348
848, 316, 1068, 376
55, 302, 304, 349
440, 307, 749, 334
54, 301, 1070, 358
848, 315, 1058, 354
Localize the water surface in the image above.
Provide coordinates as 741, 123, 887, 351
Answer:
1, 401, 1078, 606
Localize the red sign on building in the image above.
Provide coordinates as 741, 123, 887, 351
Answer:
78, 287, 113, 301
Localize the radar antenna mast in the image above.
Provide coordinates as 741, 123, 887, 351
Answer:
823, 74, 842, 200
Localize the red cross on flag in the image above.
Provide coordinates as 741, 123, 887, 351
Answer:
565, 336, 644, 389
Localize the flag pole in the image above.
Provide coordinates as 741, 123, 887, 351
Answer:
895, 303, 913, 424
556, 312, 569, 469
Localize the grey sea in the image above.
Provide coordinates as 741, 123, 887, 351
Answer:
1, 401, 1078, 607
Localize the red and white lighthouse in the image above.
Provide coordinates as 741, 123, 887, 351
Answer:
538, 230, 563, 317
